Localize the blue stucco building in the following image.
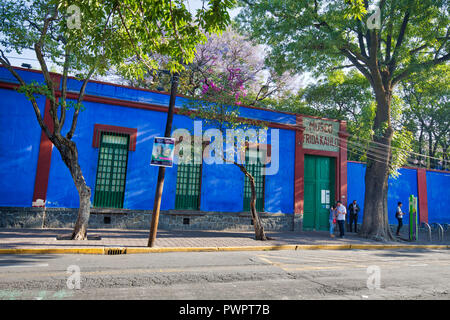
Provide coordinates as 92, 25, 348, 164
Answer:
0, 66, 448, 230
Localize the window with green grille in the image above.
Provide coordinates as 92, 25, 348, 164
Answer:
243, 148, 265, 212
175, 157, 202, 210
93, 132, 130, 208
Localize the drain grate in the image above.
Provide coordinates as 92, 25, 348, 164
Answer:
105, 248, 127, 255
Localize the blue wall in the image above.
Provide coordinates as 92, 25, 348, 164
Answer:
66, 78, 297, 126
347, 161, 366, 221
0, 68, 46, 86
1, 68, 449, 223
347, 162, 420, 224
41, 86, 295, 213
46, 99, 171, 209
42, 76, 297, 213
0, 69, 297, 213
0, 86, 45, 207
426, 171, 450, 224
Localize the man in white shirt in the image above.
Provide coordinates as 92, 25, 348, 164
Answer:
336, 201, 347, 238
396, 202, 404, 236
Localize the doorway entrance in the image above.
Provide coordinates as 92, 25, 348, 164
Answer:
303, 155, 335, 231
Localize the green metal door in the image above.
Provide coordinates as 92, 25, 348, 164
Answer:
303, 155, 335, 231
93, 132, 130, 208
175, 162, 202, 210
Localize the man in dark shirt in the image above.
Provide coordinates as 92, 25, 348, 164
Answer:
348, 200, 360, 233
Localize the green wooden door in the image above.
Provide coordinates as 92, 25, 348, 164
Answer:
93, 132, 130, 208
303, 155, 335, 231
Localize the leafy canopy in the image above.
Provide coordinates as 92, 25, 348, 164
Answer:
236, 0, 449, 87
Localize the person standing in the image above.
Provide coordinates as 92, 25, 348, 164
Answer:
348, 200, 360, 233
336, 201, 347, 238
329, 205, 337, 238
396, 202, 404, 236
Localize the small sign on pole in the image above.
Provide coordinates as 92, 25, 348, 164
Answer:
150, 137, 175, 167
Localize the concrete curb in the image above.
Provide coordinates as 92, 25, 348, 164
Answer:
0, 244, 448, 255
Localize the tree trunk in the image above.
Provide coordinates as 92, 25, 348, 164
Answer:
248, 173, 267, 241
428, 130, 433, 168
231, 160, 268, 241
359, 84, 395, 241
360, 147, 395, 241
418, 127, 424, 166
222, 153, 269, 241
442, 144, 449, 170
53, 137, 91, 240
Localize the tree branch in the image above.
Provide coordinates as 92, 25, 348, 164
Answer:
59, 46, 70, 131
339, 48, 374, 87
66, 66, 96, 140
387, 10, 410, 71
357, 23, 368, 59
117, 5, 158, 73
392, 52, 450, 86
34, 6, 60, 133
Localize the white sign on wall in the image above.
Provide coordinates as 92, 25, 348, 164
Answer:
303, 117, 340, 152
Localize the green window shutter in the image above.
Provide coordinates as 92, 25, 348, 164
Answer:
175, 161, 202, 210
93, 132, 130, 208
243, 149, 265, 212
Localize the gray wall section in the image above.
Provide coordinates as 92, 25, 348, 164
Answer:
0, 207, 298, 231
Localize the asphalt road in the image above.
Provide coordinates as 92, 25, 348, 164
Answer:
0, 249, 449, 300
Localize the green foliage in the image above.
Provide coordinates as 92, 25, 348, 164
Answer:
16, 81, 85, 111
390, 128, 413, 178
256, 91, 320, 116
302, 70, 372, 121
346, 101, 376, 162
343, 0, 368, 20
400, 64, 450, 169
17, 81, 54, 102
236, 0, 449, 79
107, 0, 236, 78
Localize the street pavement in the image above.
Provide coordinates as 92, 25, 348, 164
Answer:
0, 249, 449, 300
0, 227, 449, 300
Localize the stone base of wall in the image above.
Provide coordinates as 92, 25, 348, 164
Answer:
0, 207, 299, 231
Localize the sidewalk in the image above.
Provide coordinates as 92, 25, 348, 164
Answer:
0, 228, 448, 254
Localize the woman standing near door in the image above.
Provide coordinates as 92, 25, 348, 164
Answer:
329, 204, 337, 238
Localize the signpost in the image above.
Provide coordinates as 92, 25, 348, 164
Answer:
148, 72, 179, 247
409, 195, 418, 241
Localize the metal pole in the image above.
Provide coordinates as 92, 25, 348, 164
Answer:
148, 72, 179, 247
